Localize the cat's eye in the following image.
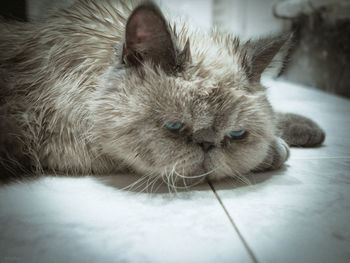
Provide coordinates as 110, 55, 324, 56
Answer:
165, 122, 184, 132
228, 130, 246, 140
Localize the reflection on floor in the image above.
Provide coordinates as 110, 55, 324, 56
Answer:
1, 79, 349, 263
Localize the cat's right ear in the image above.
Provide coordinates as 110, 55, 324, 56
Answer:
242, 33, 293, 82
122, 2, 178, 73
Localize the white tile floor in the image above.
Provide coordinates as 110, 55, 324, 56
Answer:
0, 79, 349, 263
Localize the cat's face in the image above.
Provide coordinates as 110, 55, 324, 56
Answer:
92, 2, 289, 184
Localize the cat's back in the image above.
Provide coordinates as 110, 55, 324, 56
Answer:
0, 0, 139, 114
0, 1, 141, 176
0, 0, 135, 88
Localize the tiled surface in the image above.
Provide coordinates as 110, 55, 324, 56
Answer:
0, 176, 252, 263
213, 158, 350, 263
1, 79, 350, 263
213, 79, 350, 263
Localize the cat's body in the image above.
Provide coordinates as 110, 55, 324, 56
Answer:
0, 0, 325, 185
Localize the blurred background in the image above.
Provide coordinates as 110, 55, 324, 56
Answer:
1, 0, 349, 98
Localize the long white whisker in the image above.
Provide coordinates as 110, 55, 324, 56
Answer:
130, 176, 151, 192
145, 174, 155, 193
120, 174, 149, 192
230, 167, 251, 185
163, 169, 172, 194
166, 165, 215, 190
149, 175, 160, 194
168, 178, 204, 189
170, 164, 178, 194
139, 176, 156, 193
138, 174, 153, 193
181, 166, 188, 190
174, 168, 217, 179
154, 179, 164, 193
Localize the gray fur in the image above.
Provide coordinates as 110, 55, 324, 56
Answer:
276, 113, 325, 147
0, 0, 325, 185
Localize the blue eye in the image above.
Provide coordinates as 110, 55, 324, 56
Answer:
165, 122, 184, 131
228, 130, 246, 139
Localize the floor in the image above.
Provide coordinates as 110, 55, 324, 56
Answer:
0, 79, 349, 263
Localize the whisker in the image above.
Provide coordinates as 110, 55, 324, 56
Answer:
139, 176, 156, 193
154, 179, 164, 193
217, 155, 251, 185
181, 166, 188, 190
167, 178, 204, 189
162, 169, 172, 194
231, 169, 251, 185
149, 174, 160, 194
145, 173, 155, 193
170, 164, 178, 194
174, 168, 217, 179
166, 164, 213, 190
134, 171, 159, 193
127, 176, 150, 192
120, 174, 149, 192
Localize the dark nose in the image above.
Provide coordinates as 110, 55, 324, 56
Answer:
198, 141, 215, 152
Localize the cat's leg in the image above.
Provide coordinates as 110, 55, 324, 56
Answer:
253, 137, 290, 172
276, 113, 325, 147
252, 113, 325, 173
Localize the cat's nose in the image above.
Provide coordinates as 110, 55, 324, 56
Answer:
198, 141, 215, 152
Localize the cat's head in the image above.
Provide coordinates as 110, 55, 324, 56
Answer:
93, 2, 291, 185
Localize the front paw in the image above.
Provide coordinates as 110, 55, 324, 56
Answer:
253, 137, 289, 172
277, 113, 325, 147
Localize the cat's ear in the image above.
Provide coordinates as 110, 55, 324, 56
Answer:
122, 2, 178, 72
242, 33, 293, 82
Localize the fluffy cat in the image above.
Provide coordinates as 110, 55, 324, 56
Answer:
0, 0, 325, 186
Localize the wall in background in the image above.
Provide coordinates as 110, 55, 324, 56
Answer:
213, 0, 285, 40
160, 0, 213, 32
26, 0, 282, 38
22, 0, 350, 98
26, 0, 213, 30
276, 0, 350, 97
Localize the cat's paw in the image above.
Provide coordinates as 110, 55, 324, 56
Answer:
277, 113, 325, 147
253, 137, 290, 172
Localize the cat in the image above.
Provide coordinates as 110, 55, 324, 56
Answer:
0, 0, 325, 186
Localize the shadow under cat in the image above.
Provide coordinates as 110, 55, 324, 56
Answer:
0, 165, 290, 196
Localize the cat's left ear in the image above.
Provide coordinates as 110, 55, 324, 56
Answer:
242, 33, 293, 82
122, 2, 190, 73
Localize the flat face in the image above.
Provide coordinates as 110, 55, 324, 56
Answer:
97, 55, 275, 183
97, 18, 279, 183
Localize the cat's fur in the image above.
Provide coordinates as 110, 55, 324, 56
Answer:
0, 0, 325, 185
